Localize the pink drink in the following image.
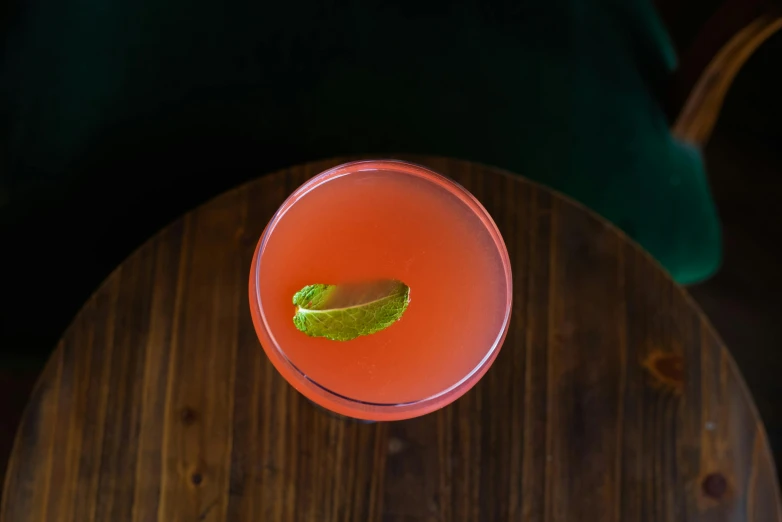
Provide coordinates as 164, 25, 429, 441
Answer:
249, 160, 512, 420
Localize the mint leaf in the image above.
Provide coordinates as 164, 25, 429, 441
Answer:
292, 280, 411, 341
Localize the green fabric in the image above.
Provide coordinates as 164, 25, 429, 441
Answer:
1, 0, 720, 283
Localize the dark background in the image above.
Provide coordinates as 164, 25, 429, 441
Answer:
1, 0, 782, 485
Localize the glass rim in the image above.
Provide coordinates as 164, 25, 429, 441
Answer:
250, 159, 513, 421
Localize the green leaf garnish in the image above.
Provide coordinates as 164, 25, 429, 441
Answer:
292, 280, 411, 341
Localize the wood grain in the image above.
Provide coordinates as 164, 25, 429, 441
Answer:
1, 157, 779, 521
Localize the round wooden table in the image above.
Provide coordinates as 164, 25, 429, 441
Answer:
2, 157, 779, 521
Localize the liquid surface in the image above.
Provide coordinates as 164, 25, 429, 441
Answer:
258, 167, 508, 404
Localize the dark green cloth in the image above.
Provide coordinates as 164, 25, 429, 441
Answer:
1, 0, 720, 283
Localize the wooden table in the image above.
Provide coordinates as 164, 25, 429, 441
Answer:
2, 157, 779, 521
